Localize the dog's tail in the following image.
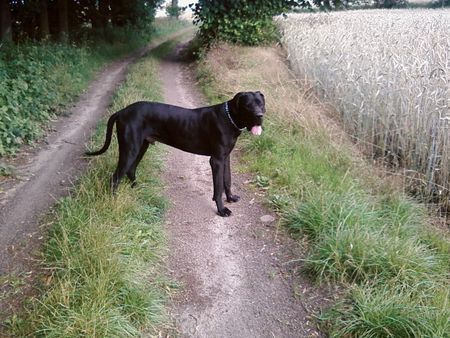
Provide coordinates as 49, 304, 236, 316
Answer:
85, 112, 118, 156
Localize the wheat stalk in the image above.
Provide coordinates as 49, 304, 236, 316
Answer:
277, 9, 450, 202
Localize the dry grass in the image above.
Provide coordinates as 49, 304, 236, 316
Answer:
277, 9, 450, 207
202, 44, 351, 141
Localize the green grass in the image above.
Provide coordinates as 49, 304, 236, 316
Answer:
322, 283, 450, 338
196, 44, 450, 338
7, 31, 179, 337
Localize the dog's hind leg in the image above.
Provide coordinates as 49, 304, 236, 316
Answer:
127, 140, 150, 187
224, 155, 240, 203
111, 151, 138, 192
111, 126, 140, 193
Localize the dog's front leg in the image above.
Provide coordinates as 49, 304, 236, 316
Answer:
210, 156, 232, 217
224, 155, 240, 203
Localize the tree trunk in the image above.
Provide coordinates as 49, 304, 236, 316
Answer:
99, 0, 110, 29
89, 3, 101, 30
171, 0, 179, 18
58, 0, 68, 41
110, 0, 127, 27
40, 0, 50, 39
322, 0, 332, 10
0, 0, 12, 42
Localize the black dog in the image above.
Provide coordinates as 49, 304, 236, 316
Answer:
86, 91, 265, 217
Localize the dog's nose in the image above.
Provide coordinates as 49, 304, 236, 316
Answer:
256, 113, 264, 117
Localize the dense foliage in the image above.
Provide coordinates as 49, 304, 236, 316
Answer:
0, 1, 171, 155
0, 43, 90, 155
190, 0, 298, 45
1, 0, 164, 42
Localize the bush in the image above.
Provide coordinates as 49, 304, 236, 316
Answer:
191, 0, 296, 46
166, 4, 184, 18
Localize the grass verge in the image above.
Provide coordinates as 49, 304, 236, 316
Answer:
6, 32, 180, 337
195, 43, 450, 338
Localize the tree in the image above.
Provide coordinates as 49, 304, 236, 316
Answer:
39, 0, 50, 39
1, 0, 164, 43
191, 0, 300, 46
84, 0, 108, 31
166, 0, 183, 19
0, 0, 12, 42
58, 0, 69, 41
99, 0, 111, 30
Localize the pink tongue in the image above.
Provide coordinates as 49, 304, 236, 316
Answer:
251, 125, 262, 135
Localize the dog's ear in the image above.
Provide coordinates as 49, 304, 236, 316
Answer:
234, 92, 245, 109
256, 91, 265, 105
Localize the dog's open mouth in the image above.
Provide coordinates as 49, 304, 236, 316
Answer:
250, 125, 262, 136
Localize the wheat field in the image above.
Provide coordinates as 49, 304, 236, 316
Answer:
277, 9, 450, 204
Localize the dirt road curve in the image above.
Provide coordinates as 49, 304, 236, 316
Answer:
160, 45, 322, 337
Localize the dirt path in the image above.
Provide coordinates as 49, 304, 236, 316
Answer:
160, 43, 323, 337
0, 29, 191, 324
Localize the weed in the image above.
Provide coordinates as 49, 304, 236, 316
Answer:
0, 162, 15, 176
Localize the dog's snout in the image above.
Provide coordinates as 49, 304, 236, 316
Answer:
256, 112, 264, 117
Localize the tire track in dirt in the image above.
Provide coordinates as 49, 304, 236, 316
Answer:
160, 42, 323, 337
0, 29, 192, 325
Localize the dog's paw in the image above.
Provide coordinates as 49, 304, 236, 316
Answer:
226, 195, 240, 203
217, 207, 232, 217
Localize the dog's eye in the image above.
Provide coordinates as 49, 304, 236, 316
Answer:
253, 100, 263, 107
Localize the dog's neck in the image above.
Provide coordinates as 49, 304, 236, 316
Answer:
224, 102, 246, 132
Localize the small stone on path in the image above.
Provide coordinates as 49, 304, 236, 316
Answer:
260, 214, 275, 224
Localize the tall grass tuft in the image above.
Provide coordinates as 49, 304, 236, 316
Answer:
32, 148, 168, 337
322, 284, 450, 338
277, 10, 450, 209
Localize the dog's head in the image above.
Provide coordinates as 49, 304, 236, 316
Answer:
230, 91, 265, 135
